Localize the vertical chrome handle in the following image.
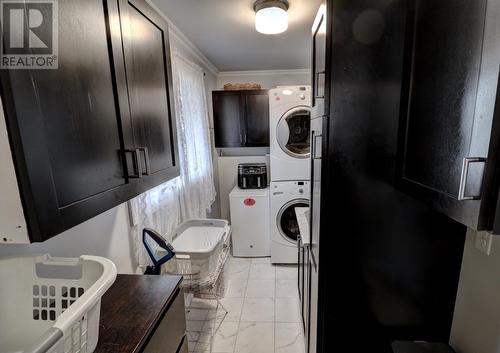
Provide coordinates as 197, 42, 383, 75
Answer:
125, 148, 142, 178
316, 71, 325, 99
458, 157, 487, 201
311, 130, 316, 160
139, 147, 151, 176
313, 134, 322, 159
244, 132, 247, 144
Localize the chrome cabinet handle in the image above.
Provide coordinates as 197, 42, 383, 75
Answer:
139, 147, 151, 176
316, 71, 325, 99
311, 130, 316, 160
313, 134, 322, 159
458, 157, 487, 201
125, 148, 142, 178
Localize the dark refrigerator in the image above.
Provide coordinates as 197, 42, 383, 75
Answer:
305, 0, 473, 352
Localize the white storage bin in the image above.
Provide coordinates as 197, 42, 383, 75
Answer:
0, 254, 117, 353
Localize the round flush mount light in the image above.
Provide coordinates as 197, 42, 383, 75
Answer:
254, 0, 289, 35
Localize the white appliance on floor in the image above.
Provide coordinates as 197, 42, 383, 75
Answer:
269, 86, 312, 182
270, 181, 310, 264
229, 186, 270, 257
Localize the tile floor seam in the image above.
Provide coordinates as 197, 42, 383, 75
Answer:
231, 267, 247, 353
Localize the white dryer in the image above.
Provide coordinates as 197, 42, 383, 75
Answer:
269, 86, 312, 182
270, 181, 310, 264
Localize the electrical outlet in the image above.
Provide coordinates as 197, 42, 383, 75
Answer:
474, 231, 493, 256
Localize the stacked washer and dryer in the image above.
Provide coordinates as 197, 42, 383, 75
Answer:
269, 86, 311, 264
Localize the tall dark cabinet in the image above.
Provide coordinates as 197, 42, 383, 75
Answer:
308, 0, 470, 352
0, 0, 179, 242
398, 0, 500, 231
305, 3, 330, 353
213, 90, 269, 148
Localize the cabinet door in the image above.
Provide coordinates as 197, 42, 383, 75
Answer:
213, 91, 244, 147
399, 0, 496, 229
0, 0, 129, 241
118, 0, 180, 188
242, 90, 269, 147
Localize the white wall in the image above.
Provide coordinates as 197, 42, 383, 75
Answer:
0, 9, 220, 274
451, 229, 500, 353
0, 204, 137, 273
217, 69, 311, 90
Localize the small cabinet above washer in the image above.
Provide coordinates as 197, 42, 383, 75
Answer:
213, 90, 269, 148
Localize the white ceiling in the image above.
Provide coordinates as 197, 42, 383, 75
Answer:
151, 0, 322, 71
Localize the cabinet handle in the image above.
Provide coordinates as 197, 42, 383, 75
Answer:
125, 149, 143, 178
139, 147, 151, 176
316, 71, 325, 99
311, 131, 316, 160
239, 132, 243, 144
313, 134, 322, 159
458, 157, 487, 201
244, 132, 247, 144
311, 131, 322, 159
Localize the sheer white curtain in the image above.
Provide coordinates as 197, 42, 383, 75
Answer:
173, 52, 216, 220
129, 51, 216, 271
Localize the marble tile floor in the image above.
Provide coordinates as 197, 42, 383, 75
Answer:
184, 256, 305, 353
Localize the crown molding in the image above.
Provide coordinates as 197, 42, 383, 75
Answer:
217, 69, 310, 77
145, 0, 219, 76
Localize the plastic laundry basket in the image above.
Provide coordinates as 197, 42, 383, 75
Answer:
0, 254, 117, 353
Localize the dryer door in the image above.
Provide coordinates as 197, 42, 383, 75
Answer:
276, 107, 311, 159
277, 199, 310, 243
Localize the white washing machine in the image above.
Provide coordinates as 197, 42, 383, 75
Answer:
270, 181, 310, 264
229, 186, 270, 257
269, 86, 312, 182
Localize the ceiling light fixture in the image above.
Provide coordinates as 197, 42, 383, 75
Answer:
254, 0, 289, 35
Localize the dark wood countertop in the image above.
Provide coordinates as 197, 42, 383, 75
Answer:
95, 274, 183, 353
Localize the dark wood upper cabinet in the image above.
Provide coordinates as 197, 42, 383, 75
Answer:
117, 0, 179, 186
0, 0, 179, 242
242, 90, 270, 147
213, 90, 269, 148
213, 91, 243, 148
399, 0, 500, 230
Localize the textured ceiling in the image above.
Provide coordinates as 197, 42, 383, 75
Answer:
151, 0, 322, 71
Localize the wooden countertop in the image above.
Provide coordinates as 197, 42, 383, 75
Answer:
95, 274, 183, 353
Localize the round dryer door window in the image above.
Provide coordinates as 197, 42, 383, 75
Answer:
277, 199, 310, 243
277, 107, 311, 158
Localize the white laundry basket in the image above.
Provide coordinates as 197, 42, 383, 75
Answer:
0, 254, 117, 353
